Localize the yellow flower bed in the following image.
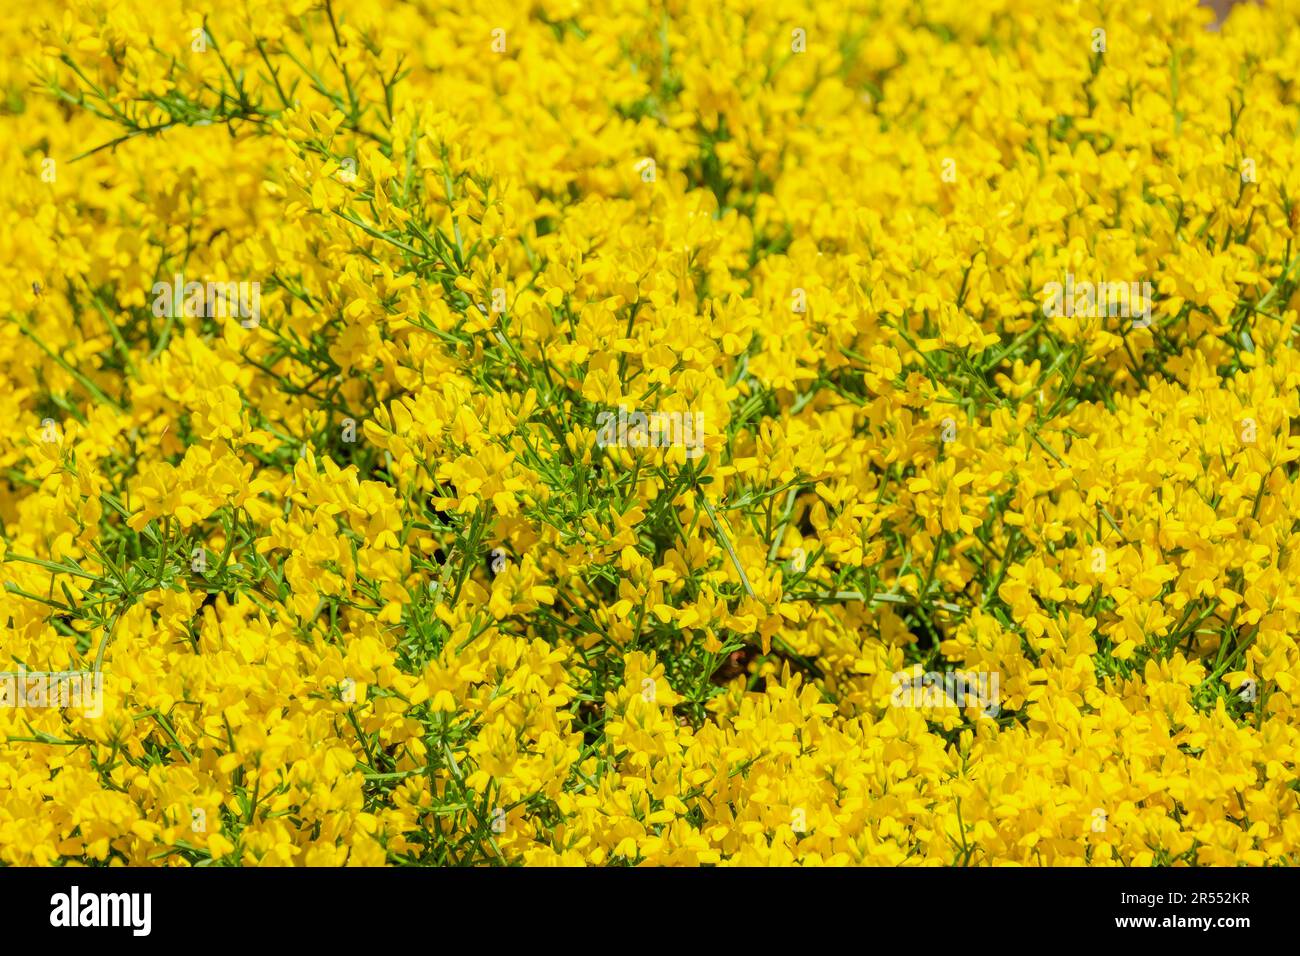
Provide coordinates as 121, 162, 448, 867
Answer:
2, 0, 1299, 866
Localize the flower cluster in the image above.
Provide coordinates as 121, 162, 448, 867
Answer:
3, 0, 1300, 866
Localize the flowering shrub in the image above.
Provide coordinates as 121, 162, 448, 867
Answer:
2, 0, 1300, 867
